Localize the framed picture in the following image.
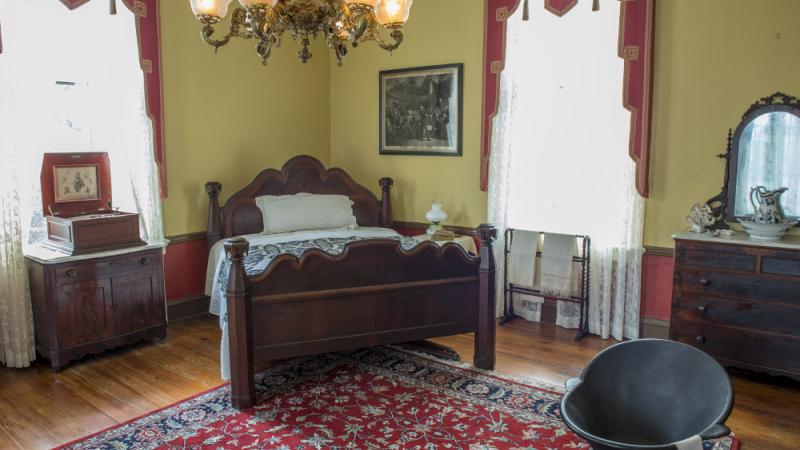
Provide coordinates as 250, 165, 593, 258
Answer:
379, 63, 463, 156
53, 165, 100, 203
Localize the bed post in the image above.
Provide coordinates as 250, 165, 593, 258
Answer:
224, 238, 255, 409
379, 177, 394, 227
475, 223, 497, 370
206, 181, 222, 249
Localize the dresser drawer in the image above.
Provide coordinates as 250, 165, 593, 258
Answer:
761, 256, 800, 277
681, 269, 800, 305
675, 321, 800, 374
681, 247, 756, 272
678, 295, 800, 337
54, 249, 161, 286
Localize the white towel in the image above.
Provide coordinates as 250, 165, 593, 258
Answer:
508, 230, 539, 287
515, 293, 545, 322
674, 435, 703, 450
540, 233, 576, 297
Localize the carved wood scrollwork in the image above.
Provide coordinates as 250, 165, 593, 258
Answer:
206, 155, 391, 244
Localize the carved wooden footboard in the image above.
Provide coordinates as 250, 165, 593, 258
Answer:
206, 156, 496, 409
223, 228, 496, 409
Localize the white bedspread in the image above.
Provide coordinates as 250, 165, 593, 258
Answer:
206, 227, 405, 379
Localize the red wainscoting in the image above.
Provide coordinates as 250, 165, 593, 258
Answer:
164, 237, 208, 302
640, 252, 674, 322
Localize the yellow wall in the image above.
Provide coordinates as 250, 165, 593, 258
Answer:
159, 2, 331, 236
159, 1, 800, 243
329, 0, 487, 227
645, 0, 800, 247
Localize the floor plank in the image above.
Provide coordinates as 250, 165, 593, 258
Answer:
0, 315, 797, 449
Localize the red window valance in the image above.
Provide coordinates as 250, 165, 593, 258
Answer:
481, 0, 656, 197
1, 0, 167, 196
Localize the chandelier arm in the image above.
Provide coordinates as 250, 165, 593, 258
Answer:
351, 16, 370, 44
201, 24, 233, 50
376, 29, 404, 52
201, 9, 253, 50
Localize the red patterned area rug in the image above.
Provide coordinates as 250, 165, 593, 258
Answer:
56, 347, 739, 450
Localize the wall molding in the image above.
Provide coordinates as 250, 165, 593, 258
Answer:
166, 232, 207, 245
393, 221, 478, 236
644, 245, 674, 257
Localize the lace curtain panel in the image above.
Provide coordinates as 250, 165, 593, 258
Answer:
488, 4, 644, 340
0, 1, 164, 368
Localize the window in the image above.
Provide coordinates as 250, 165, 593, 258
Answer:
0, 0, 163, 247
489, 4, 644, 340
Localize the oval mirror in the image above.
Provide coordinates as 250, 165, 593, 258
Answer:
733, 110, 800, 219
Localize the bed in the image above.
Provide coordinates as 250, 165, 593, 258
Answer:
205, 155, 497, 409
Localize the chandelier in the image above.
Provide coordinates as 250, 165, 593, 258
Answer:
188, 0, 414, 65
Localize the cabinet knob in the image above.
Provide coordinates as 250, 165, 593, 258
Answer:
695, 335, 706, 344
140, 257, 151, 265
66, 269, 78, 278
699, 278, 710, 286
696, 305, 707, 313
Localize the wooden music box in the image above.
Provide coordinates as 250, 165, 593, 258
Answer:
41, 153, 146, 255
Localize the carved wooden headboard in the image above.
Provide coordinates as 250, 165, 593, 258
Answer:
205, 155, 393, 247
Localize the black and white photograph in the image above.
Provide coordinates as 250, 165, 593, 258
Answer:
379, 64, 463, 156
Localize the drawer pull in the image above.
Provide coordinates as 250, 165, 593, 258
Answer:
695, 335, 706, 344
140, 257, 151, 265
696, 305, 707, 313
699, 278, 710, 286
66, 269, 78, 278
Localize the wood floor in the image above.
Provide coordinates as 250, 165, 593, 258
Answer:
0, 315, 798, 449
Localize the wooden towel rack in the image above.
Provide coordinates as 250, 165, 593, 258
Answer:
500, 228, 591, 341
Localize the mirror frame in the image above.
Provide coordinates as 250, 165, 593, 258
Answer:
707, 92, 800, 229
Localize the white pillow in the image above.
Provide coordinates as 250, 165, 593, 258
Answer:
255, 193, 358, 234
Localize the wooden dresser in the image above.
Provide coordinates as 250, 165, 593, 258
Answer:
672, 232, 800, 381
26, 243, 168, 370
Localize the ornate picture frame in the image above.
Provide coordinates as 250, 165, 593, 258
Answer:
379, 63, 463, 156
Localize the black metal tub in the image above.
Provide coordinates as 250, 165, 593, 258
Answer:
560, 339, 734, 450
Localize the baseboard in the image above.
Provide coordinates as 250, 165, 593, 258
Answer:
640, 317, 670, 339
167, 294, 210, 322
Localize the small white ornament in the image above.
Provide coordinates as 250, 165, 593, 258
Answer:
686, 203, 715, 233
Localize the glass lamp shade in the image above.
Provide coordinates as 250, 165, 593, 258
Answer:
344, 0, 376, 8
239, 0, 278, 7
375, 0, 412, 27
189, 0, 233, 19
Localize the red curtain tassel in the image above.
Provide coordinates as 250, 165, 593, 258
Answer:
522, 0, 530, 21
592, 0, 600, 11
110, 0, 118, 15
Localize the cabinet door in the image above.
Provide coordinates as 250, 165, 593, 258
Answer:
111, 268, 165, 334
56, 279, 114, 348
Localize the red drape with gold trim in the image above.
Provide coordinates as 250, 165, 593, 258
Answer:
481, 0, 655, 197
1, 0, 167, 196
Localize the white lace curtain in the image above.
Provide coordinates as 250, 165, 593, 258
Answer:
0, 0, 164, 368
489, 4, 644, 340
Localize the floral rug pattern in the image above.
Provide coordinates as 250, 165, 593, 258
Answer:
57, 346, 739, 450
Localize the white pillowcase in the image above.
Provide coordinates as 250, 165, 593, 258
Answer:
255, 193, 358, 234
